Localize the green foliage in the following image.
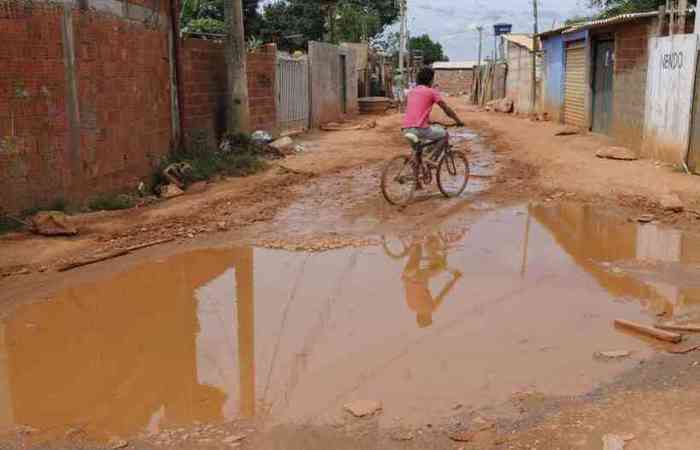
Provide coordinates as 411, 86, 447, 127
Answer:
588, 0, 696, 18
335, 2, 382, 43
0, 216, 23, 235
409, 34, 448, 65
180, 0, 262, 36
89, 194, 137, 212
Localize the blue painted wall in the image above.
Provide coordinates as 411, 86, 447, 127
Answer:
542, 34, 565, 122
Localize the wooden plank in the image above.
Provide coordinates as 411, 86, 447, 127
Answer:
655, 323, 700, 333
614, 319, 683, 343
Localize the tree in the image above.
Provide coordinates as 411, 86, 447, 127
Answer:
409, 34, 448, 66
260, 0, 399, 51
589, 0, 696, 18
181, 0, 261, 36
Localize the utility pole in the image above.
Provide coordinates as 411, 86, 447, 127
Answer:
476, 25, 483, 67
530, 0, 539, 115
224, 0, 250, 134
398, 0, 407, 89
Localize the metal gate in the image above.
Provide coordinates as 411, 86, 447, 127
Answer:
592, 40, 614, 134
276, 54, 309, 132
564, 41, 586, 128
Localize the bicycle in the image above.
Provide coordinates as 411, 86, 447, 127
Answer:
381, 123, 470, 206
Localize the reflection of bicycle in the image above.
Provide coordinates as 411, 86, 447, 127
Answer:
381, 123, 470, 206
382, 230, 466, 260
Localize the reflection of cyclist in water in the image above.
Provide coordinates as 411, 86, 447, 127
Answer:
401, 235, 462, 328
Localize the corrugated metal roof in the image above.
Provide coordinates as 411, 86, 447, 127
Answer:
564, 10, 659, 33
432, 61, 479, 70
502, 33, 538, 51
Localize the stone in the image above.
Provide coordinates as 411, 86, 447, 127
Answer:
596, 146, 638, 161
111, 440, 128, 449
595, 351, 632, 359
186, 181, 208, 194
223, 434, 246, 444
636, 214, 655, 223
391, 430, 415, 441
602, 434, 626, 450
270, 137, 294, 152
343, 400, 383, 417
31, 211, 78, 236
555, 128, 579, 136
159, 184, 184, 199
659, 194, 684, 212
449, 431, 476, 442
486, 98, 514, 113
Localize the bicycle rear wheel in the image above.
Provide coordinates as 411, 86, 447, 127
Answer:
381, 155, 417, 206
437, 151, 470, 198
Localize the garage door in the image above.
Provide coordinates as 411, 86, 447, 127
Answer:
564, 42, 586, 127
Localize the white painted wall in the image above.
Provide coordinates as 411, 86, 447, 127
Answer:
643, 34, 699, 164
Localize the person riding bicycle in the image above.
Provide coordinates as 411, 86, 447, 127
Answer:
401, 67, 464, 151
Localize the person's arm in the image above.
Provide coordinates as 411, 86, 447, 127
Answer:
437, 100, 464, 127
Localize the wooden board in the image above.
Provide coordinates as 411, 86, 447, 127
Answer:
614, 319, 683, 343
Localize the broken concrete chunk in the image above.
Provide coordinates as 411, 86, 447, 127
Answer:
270, 137, 294, 152
596, 146, 638, 161
659, 194, 684, 212
159, 184, 184, 199
343, 400, 382, 417
31, 211, 78, 236
603, 434, 627, 450
449, 430, 476, 442
223, 434, 246, 444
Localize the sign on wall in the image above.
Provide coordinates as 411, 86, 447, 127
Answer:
643, 34, 699, 164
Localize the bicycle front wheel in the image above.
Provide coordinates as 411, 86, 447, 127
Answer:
381, 155, 417, 206
437, 151, 470, 198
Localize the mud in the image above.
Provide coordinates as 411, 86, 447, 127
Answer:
2, 203, 699, 448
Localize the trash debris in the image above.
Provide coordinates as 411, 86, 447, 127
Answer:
251, 130, 273, 145
594, 351, 632, 360
614, 319, 682, 343
658, 194, 684, 213
30, 211, 78, 237
343, 400, 383, 417
162, 162, 193, 189
636, 214, 655, 223
158, 184, 184, 199
603, 434, 628, 450
137, 181, 148, 196
270, 136, 294, 153
111, 439, 129, 449
596, 146, 638, 161
655, 323, 700, 333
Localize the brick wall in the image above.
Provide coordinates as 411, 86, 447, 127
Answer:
610, 21, 652, 151
180, 40, 278, 149
0, 1, 172, 214
434, 69, 474, 96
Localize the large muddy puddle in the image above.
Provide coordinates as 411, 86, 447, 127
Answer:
2, 203, 700, 442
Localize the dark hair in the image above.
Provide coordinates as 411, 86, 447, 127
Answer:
417, 67, 435, 86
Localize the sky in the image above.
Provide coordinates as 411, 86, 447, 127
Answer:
407, 0, 596, 61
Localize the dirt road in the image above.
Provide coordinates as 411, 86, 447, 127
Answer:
1, 101, 700, 449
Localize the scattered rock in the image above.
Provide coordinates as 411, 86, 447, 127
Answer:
111, 440, 129, 449
186, 181, 208, 194
270, 137, 294, 152
659, 194, 684, 212
223, 434, 246, 444
486, 98, 514, 113
555, 127, 579, 136
603, 434, 627, 450
449, 430, 476, 442
636, 214, 655, 223
343, 400, 383, 417
159, 184, 184, 199
595, 351, 632, 359
391, 430, 415, 441
217, 221, 228, 231
30, 211, 78, 236
596, 146, 638, 161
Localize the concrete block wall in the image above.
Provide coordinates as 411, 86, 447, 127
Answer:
434, 69, 474, 96
610, 21, 652, 151
0, 1, 172, 214
309, 41, 359, 128
180, 40, 278, 149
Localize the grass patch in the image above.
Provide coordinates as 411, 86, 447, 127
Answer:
0, 216, 24, 234
89, 194, 136, 211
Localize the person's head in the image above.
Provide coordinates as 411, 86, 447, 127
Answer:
417, 312, 433, 328
416, 67, 436, 87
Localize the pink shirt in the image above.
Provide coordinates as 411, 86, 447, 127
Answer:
402, 85, 442, 129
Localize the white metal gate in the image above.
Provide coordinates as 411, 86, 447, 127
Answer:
564, 41, 586, 128
277, 54, 309, 132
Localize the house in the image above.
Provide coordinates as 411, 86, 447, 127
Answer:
538, 11, 693, 152
501, 34, 542, 114
432, 61, 478, 95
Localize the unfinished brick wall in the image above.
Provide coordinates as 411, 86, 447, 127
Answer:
434, 69, 474, 96
0, 1, 172, 214
610, 21, 652, 151
180, 40, 278, 149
